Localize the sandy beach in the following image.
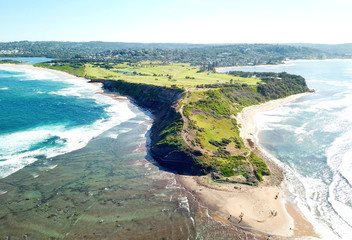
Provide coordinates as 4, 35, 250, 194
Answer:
179, 92, 318, 239
215, 64, 280, 72
237, 92, 312, 146
215, 59, 352, 73
0, 63, 129, 100
1, 63, 317, 238
0, 63, 84, 79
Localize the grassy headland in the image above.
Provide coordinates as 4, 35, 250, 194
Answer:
0, 59, 25, 64
36, 61, 259, 87
36, 61, 309, 185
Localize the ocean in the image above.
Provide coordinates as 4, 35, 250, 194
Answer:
3, 59, 350, 239
0, 61, 258, 239
0, 57, 53, 65
220, 59, 352, 239
0, 65, 136, 178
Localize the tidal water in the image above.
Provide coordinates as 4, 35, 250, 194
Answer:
0, 57, 53, 65
0, 63, 259, 239
220, 60, 352, 239
0, 65, 135, 178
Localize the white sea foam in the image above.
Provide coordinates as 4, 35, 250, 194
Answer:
294, 122, 310, 135
0, 66, 136, 179
0, 155, 39, 179
178, 196, 195, 225
338, 149, 352, 186
256, 129, 352, 239
326, 130, 352, 183
0, 125, 65, 156
178, 196, 190, 212
254, 94, 352, 239
0, 190, 7, 195
255, 114, 352, 239
105, 128, 133, 139
325, 129, 352, 236
0, 66, 58, 82
0, 87, 8, 90
312, 94, 352, 112
255, 107, 304, 132
255, 143, 344, 240
31, 173, 39, 178
226, 59, 352, 239
327, 175, 352, 238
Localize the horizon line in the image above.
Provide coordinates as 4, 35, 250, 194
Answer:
1, 40, 352, 45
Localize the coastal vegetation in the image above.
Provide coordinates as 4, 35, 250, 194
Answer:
36, 61, 259, 87
1, 41, 345, 68
0, 59, 25, 64
36, 61, 309, 185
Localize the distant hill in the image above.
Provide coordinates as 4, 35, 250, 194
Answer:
91, 44, 335, 67
0, 41, 347, 66
284, 43, 352, 57
0, 41, 211, 58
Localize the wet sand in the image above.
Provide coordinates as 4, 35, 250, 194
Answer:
0, 63, 129, 101
0, 63, 318, 239
179, 92, 318, 239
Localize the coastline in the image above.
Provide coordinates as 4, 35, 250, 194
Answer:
178, 92, 318, 239
1, 63, 318, 238
236, 92, 312, 148
215, 58, 352, 73
216, 64, 282, 72
0, 63, 129, 101
0, 63, 84, 79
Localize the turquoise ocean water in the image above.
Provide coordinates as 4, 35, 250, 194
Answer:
0, 61, 258, 239
0, 65, 136, 178
3, 58, 351, 239
0, 57, 53, 65
220, 60, 352, 239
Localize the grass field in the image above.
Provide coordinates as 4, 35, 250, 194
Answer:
191, 114, 241, 152
179, 86, 270, 183
84, 62, 260, 87
36, 61, 260, 87
182, 89, 246, 155
37, 60, 269, 183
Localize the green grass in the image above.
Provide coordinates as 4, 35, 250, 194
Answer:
35, 63, 86, 77
191, 114, 239, 152
37, 60, 270, 184
181, 86, 269, 184
85, 62, 260, 87
249, 152, 270, 177
36, 61, 260, 87
0, 59, 26, 64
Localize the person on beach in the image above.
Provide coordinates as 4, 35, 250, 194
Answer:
238, 212, 244, 223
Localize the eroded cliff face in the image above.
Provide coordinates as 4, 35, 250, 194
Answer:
95, 80, 197, 172
99, 80, 182, 114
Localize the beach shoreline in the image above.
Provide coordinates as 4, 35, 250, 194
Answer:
0, 63, 85, 79
1, 63, 318, 238
178, 92, 318, 239
215, 58, 352, 73
0, 63, 129, 101
215, 64, 282, 72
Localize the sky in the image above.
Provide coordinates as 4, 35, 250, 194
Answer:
1, 0, 352, 44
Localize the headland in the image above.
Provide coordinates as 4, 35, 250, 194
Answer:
1, 62, 317, 239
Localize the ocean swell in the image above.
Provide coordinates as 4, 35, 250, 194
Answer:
0, 66, 136, 178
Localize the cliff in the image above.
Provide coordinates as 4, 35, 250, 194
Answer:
94, 80, 199, 172
36, 61, 310, 183
91, 72, 310, 183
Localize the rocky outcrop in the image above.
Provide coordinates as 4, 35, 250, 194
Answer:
93, 80, 197, 172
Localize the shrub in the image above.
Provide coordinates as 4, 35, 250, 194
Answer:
221, 167, 234, 177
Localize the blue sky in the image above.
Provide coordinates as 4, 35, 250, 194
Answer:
1, 0, 351, 43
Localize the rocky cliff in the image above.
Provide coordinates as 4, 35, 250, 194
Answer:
94, 80, 198, 172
